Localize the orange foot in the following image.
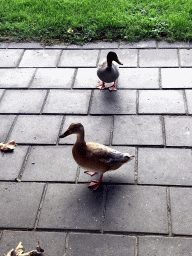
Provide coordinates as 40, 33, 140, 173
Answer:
88, 174, 103, 190
109, 81, 117, 90
85, 171, 97, 176
97, 81, 106, 90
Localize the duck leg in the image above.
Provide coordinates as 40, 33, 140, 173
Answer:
85, 171, 97, 176
97, 81, 106, 90
89, 174, 103, 190
109, 81, 117, 91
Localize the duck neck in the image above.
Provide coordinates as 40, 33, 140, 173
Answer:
76, 130, 85, 144
107, 57, 113, 67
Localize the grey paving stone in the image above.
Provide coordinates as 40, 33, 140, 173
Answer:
158, 41, 189, 48
0, 89, 4, 97
139, 49, 178, 67
0, 230, 66, 256
67, 233, 136, 256
43, 90, 91, 114
119, 40, 156, 48
138, 148, 192, 185
19, 49, 61, 67
113, 115, 163, 146
161, 68, 192, 88
8, 42, 44, 48
0, 42, 9, 48
0, 115, 15, 143
104, 185, 168, 233
38, 184, 104, 230
138, 90, 185, 114
30, 68, 75, 88
22, 145, 77, 182
165, 116, 192, 147
0, 146, 28, 180
45, 44, 69, 49
79, 146, 135, 184
138, 236, 192, 256
90, 90, 136, 114
180, 49, 192, 67
0, 49, 24, 67
73, 68, 100, 89
0, 68, 35, 88
118, 68, 159, 89
9, 115, 62, 144
58, 50, 99, 67
82, 41, 119, 49
0, 182, 44, 228
186, 89, 192, 114
59, 115, 112, 145
0, 90, 46, 114
99, 49, 137, 67
170, 187, 192, 235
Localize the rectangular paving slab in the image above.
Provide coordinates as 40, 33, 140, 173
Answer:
104, 185, 168, 234
0, 68, 35, 88
0, 115, 15, 143
185, 89, 192, 114
58, 50, 99, 67
170, 187, 192, 235
118, 68, 159, 89
139, 49, 178, 67
0, 146, 28, 181
90, 90, 136, 114
79, 146, 136, 184
30, 68, 75, 88
0, 49, 24, 67
22, 145, 77, 182
0, 230, 66, 256
59, 115, 113, 145
138, 148, 192, 186
161, 68, 192, 88
138, 236, 192, 256
113, 115, 163, 146
0, 90, 47, 114
38, 184, 104, 230
19, 49, 61, 67
73, 68, 100, 89
138, 90, 185, 114
43, 90, 91, 114
67, 233, 136, 256
9, 115, 62, 144
0, 182, 44, 228
180, 49, 192, 67
165, 116, 192, 147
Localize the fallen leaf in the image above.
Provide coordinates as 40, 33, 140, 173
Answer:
0, 140, 17, 151
4, 241, 44, 256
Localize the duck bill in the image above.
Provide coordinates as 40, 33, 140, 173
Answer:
59, 129, 71, 138
130, 155, 135, 160
116, 57, 123, 65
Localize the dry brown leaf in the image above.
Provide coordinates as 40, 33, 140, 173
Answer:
0, 140, 17, 151
4, 241, 44, 256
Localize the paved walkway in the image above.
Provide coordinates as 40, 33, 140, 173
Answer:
0, 40, 192, 255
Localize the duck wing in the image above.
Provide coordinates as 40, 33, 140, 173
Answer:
86, 142, 129, 165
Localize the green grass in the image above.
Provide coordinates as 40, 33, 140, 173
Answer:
0, 0, 192, 44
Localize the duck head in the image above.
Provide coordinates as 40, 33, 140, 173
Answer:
59, 122, 84, 138
107, 51, 123, 66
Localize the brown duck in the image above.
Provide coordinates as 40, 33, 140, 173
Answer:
59, 122, 134, 190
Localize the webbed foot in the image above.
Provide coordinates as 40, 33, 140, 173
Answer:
109, 81, 117, 90
85, 171, 97, 176
97, 81, 106, 90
